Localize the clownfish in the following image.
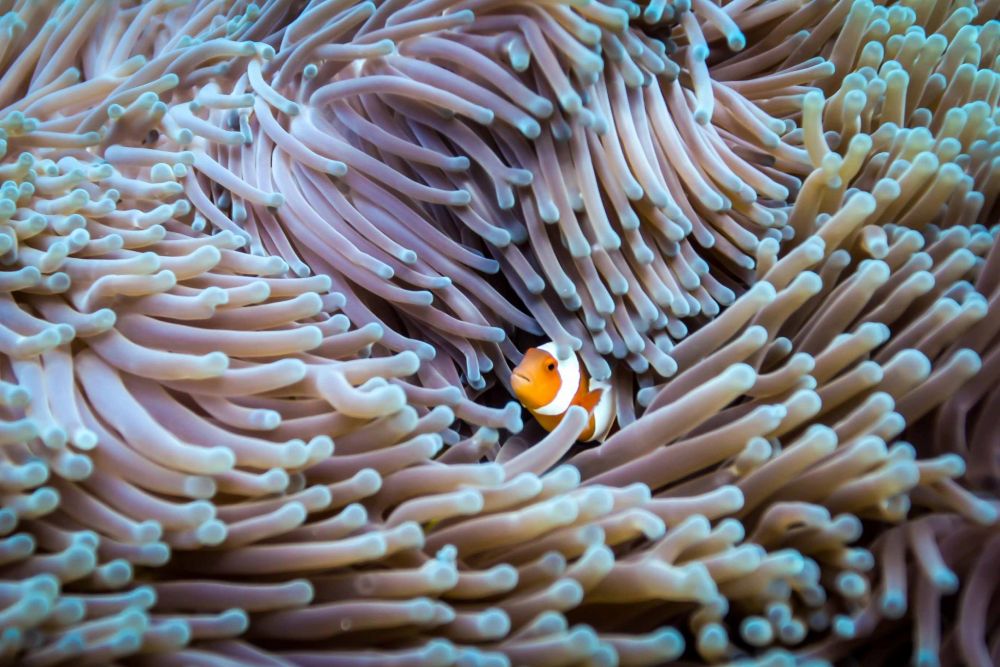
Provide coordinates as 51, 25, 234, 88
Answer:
510, 342, 615, 442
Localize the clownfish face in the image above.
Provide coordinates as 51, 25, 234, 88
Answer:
510, 347, 562, 411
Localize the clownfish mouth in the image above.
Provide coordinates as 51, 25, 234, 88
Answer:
512, 371, 532, 384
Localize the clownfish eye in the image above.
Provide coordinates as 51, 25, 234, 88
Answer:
547, 362, 555, 371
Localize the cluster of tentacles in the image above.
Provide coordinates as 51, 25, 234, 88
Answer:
0, 0, 997, 665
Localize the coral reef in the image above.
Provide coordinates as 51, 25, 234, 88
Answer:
0, 0, 997, 665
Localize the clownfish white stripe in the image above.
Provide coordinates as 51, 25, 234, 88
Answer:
589, 376, 615, 442
533, 341, 581, 416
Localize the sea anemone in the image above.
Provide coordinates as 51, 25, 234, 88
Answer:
0, 0, 997, 665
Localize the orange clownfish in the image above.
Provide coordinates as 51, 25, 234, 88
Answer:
510, 342, 615, 442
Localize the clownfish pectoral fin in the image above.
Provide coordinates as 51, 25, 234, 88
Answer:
578, 388, 604, 414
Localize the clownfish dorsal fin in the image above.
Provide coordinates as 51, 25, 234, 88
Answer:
578, 387, 604, 413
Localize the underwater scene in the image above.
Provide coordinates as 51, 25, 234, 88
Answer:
0, 0, 997, 665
